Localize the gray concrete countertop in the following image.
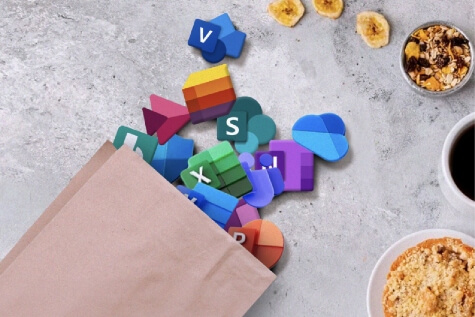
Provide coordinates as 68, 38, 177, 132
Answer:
1, 0, 474, 316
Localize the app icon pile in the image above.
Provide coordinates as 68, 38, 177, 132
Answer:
112, 18, 350, 268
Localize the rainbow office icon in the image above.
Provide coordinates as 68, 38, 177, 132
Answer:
182, 64, 236, 124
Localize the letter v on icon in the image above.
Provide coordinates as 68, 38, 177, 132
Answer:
188, 19, 221, 53
200, 27, 213, 43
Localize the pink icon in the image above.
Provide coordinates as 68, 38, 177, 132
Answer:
143, 95, 191, 145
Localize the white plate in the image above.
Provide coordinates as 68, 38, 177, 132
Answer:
367, 229, 475, 317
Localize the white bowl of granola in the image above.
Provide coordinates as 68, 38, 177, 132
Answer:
400, 21, 473, 96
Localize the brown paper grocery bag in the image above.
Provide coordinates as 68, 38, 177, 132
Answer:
0, 142, 275, 316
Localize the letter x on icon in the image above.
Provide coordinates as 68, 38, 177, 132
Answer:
190, 166, 211, 184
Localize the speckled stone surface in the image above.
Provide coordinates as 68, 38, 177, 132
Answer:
0, 1, 474, 316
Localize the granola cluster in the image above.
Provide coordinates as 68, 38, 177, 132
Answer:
404, 25, 471, 92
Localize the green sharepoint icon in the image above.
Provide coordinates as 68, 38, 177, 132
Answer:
181, 141, 252, 197
113, 126, 158, 163
216, 96, 276, 154
217, 111, 247, 142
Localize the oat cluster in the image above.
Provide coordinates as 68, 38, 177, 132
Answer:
404, 25, 471, 91
383, 238, 475, 317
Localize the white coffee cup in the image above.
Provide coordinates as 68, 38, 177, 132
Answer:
439, 112, 475, 214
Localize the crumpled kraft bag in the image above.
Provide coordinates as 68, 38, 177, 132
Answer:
0, 142, 275, 316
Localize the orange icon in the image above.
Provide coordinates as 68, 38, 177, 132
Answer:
228, 227, 258, 254
243, 219, 284, 269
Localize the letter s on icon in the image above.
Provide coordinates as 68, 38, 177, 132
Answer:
226, 117, 239, 136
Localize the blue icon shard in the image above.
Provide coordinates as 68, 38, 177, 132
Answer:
151, 134, 194, 183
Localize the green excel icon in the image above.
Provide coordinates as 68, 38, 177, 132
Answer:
185, 141, 253, 197
180, 161, 222, 189
113, 126, 158, 163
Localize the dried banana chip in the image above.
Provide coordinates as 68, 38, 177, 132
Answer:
356, 11, 390, 48
312, 0, 344, 19
268, 0, 305, 28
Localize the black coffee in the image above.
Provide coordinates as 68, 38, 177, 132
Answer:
449, 124, 475, 201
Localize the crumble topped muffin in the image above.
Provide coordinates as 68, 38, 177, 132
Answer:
383, 237, 475, 317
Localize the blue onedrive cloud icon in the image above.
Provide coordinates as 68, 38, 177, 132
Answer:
292, 113, 349, 162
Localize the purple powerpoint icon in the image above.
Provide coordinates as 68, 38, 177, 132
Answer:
269, 140, 314, 191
